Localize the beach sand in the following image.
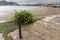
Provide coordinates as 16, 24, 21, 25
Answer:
0, 7, 60, 22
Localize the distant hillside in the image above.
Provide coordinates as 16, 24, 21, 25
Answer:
0, 0, 19, 6
0, 0, 48, 6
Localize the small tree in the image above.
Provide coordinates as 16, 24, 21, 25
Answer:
12, 10, 34, 25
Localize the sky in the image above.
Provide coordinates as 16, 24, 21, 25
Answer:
1, 0, 60, 4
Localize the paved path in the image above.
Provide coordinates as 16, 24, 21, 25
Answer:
0, 33, 4, 40
8, 20, 60, 40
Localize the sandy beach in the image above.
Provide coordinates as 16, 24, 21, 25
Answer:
0, 6, 60, 22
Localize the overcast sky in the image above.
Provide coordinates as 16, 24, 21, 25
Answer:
1, 0, 60, 4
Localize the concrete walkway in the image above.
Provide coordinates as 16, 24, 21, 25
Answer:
8, 20, 60, 40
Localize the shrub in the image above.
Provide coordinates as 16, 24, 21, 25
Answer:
12, 10, 34, 25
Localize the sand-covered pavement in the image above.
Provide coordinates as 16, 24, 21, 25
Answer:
8, 20, 60, 40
